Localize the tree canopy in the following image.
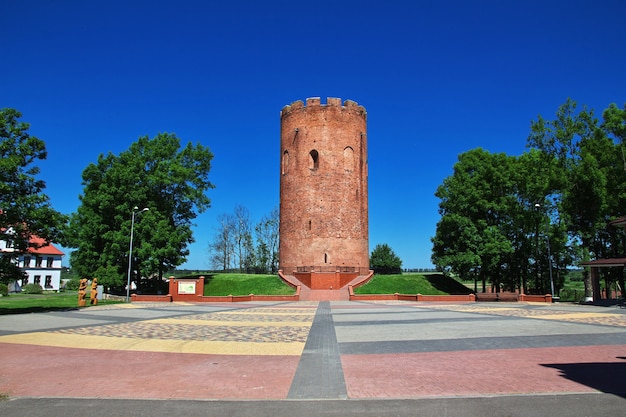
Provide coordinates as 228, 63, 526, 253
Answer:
432, 100, 626, 296
0, 108, 66, 284
209, 205, 279, 274
370, 243, 402, 274
66, 133, 214, 289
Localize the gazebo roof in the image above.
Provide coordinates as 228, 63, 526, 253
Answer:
609, 216, 626, 227
582, 258, 626, 267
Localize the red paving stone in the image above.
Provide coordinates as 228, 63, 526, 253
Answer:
0, 344, 299, 399
4, 302, 626, 401
7, 342, 622, 400
341, 345, 626, 398
300, 288, 349, 301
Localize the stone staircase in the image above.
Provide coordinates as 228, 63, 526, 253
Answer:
279, 272, 373, 301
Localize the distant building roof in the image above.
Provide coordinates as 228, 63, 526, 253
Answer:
0, 212, 65, 256
27, 236, 64, 256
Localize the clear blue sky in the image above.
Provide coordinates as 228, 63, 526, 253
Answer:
2, 1, 625, 270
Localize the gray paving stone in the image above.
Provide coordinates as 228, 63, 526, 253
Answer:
339, 332, 626, 354
287, 301, 347, 399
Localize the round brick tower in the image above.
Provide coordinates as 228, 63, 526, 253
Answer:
279, 97, 369, 283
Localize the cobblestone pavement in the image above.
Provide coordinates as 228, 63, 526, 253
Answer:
1, 300, 626, 404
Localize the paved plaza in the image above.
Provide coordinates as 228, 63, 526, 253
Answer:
1, 300, 626, 416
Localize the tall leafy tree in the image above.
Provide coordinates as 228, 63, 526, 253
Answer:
432, 148, 517, 292
512, 149, 563, 294
433, 100, 626, 298
67, 133, 214, 289
527, 100, 626, 296
527, 99, 601, 250
0, 108, 66, 284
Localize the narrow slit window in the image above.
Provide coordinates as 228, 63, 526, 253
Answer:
309, 150, 319, 170
282, 150, 289, 175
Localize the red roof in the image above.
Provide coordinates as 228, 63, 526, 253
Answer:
27, 236, 65, 256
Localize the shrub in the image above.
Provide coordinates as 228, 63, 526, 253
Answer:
0, 283, 8, 296
64, 277, 81, 291
23, 283, 43, 294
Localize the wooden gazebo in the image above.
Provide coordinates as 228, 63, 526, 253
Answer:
581, 216, 626, 302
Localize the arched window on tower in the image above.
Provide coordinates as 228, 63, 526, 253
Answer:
309, 150, 319, 170
343, 146, 354, 172
282, 150, 289, 175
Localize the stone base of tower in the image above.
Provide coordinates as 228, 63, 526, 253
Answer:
293, 271, 359, 290
278, 270, 373, 301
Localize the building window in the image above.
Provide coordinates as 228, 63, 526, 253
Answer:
282, 150, 289, 175
36, 256, 43, 267
45, 275, 53, 288
21, 277, 29, 287
46, 257, 53, 268
309, 150, 319, 170
343, 146, 354, 171
34, 275, 41, 286
23, 256, 31, 268
324, 253, 328, 264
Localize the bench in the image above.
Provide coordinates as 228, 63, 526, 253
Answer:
475, 292, 519, 302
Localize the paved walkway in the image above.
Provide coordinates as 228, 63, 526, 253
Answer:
1, 300, 626, 415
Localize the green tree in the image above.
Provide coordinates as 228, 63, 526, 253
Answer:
370, 243, 402, 274
432, 100, 626, 298
0, 108, 66, 284
209, 206, 278, 274
254, 207, 279, 274
67, 133, 214, 290
527, 100, 626, 296
209, 213, 236, 271
432, 149, 517, 292
233, 205, 254, 271
511, 149, 563, 294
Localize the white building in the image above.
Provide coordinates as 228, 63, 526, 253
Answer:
0, 234, 65, 291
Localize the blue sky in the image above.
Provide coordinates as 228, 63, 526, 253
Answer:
2, 1, 625, 270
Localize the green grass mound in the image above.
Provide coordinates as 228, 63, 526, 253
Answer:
354, 273, 473, 295
203, 273, 296, 296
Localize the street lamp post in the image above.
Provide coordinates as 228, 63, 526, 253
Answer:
547, 230, 555, 299
126, 206, 149, 302
535, 203, 555, 299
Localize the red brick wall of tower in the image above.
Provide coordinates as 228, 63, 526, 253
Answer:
279, 97, 369, 274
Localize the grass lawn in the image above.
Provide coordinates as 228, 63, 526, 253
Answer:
354, 273, 473, 295
0, 291, 123, 315
203, 273, 296, 296
559, 277, 586, 302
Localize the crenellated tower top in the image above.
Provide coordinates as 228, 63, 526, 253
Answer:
280, 97, 367, 120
